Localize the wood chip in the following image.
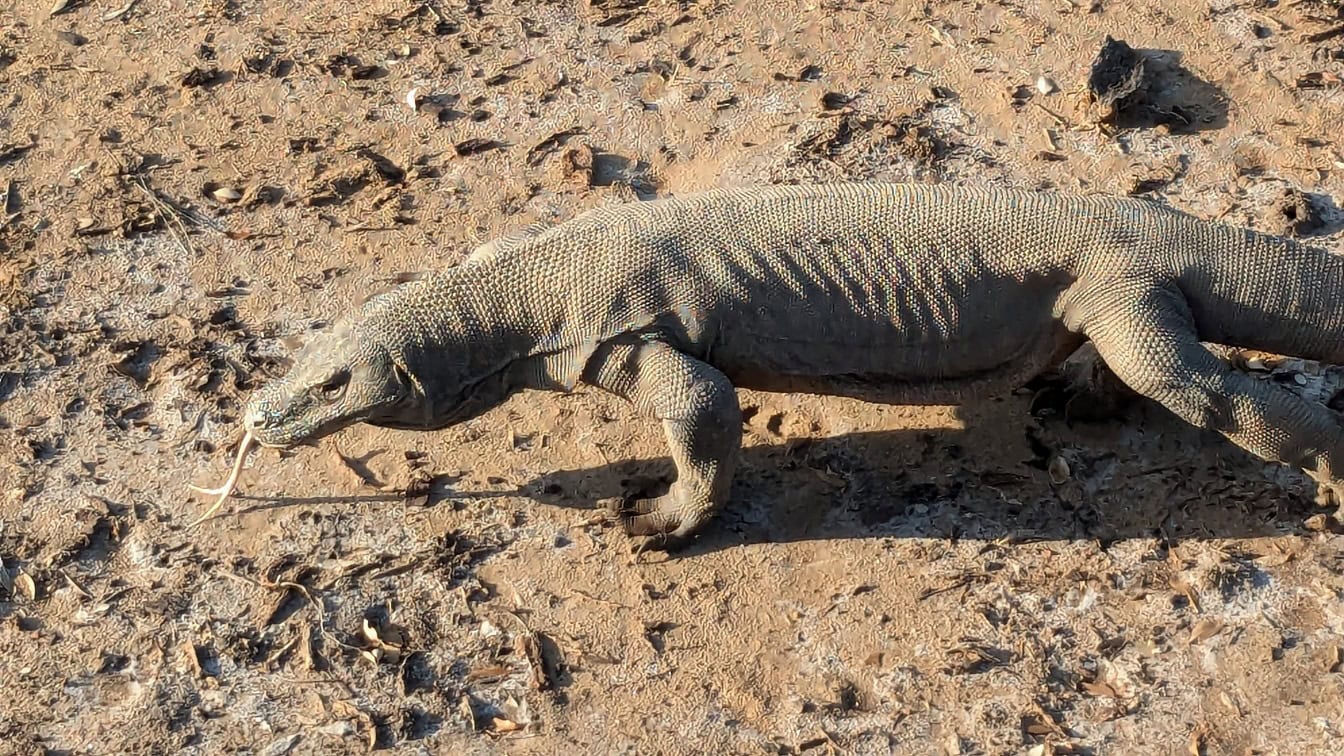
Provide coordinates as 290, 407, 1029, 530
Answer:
14, 571, 36, 601
1048, 455, 1070, 484
466, 663, 512, 683
1080, 680, 1120, 697
209, 186, 242, 203
299, 623, 322, 671
1187, 617, 1224, 645
519, 633, 551, 690
490, 717, 521, 733
1297, 72, 1342, 90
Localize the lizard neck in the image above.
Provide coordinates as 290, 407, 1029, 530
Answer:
364, 253, 588, 405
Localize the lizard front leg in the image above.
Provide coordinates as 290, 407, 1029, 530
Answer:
582, 339, 742, 545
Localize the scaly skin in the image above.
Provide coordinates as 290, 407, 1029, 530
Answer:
200, 182, 1344, 544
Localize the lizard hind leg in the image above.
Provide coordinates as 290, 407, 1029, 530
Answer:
1082, 284, 1344, 506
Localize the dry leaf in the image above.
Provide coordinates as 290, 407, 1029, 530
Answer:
361, 618, 379, 643
332, 698, 375, 748
1297, 71, 1342, 89
1187, 618, 1225, 645
378, 625, 405, 648
519, 632, 551, 690
490, 717, 521, 733
1025, 720, 1055, 736
809, 465, 847, 488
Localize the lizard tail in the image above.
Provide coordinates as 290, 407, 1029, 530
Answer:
1176, 225, 1344, 364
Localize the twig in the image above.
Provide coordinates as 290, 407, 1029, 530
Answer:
568, 589, 630, 608
263, 636, 300, 667
1, 180, 17, 227
1032, 100, 1070, 127
130, 175, 195, 256
187, 430, 255, 526
218, 570, 365, 654
1304, 25, 1344, 44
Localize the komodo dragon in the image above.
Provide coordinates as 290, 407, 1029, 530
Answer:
189, 181, 1344, 543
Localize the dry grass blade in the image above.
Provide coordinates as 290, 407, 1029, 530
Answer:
187, 430, 254, 526
130, 174, 196, 256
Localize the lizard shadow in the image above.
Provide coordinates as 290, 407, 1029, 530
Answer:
512, 392, 1330, 559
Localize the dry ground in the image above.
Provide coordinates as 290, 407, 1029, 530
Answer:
4, 0, 1344, 754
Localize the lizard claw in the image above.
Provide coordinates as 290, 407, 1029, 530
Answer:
187, 431, 255, 527
607, 493, 697, 555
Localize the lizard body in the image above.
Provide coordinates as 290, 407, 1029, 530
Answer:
202, 182, 1344, 540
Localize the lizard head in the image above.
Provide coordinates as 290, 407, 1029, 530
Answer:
242, 318, 418, 448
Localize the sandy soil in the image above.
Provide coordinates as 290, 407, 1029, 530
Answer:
4, 0, 1344, 754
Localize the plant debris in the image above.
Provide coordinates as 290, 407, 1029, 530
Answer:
1086, 35, 1147, 121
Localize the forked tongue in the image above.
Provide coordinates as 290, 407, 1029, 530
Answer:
187, 430, 255, 526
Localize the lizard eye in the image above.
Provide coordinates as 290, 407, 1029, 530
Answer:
313, 370, 349, 402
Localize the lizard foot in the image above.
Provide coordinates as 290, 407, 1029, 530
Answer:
606, 493, 697, 554
1313, 478, 1344, 523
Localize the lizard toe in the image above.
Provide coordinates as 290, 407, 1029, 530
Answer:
621, 507, 679, 537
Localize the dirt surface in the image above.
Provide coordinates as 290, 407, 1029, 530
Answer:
4, 0, 1344, 754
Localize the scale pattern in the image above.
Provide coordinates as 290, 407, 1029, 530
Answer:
241, 181, 1344, 542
